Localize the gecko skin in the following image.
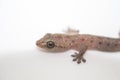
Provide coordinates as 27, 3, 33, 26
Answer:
36, 28, 120, 64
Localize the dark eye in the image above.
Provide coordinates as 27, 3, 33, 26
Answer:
46, 41, 55, 48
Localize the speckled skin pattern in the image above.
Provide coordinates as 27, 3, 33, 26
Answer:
36, 28, 120, 64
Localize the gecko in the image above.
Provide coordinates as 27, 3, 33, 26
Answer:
36, 28, 120, 64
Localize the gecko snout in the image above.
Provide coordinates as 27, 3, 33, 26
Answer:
36, 40, 40, 46
36, 40, 45, 48
36, 40, 42, 47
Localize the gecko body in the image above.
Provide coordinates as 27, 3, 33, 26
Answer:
36, 28, 120, 64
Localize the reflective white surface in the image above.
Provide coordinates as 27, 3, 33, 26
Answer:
0, 0, 120, 80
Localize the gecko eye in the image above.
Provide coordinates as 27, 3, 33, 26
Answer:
46, 41, 55, 49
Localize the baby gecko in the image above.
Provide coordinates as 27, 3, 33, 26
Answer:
36, 28, 120, 64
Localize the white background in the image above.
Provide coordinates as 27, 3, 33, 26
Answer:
0, 0, 120, 80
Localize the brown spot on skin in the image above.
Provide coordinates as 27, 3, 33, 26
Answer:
72, 40, 75, 43
81, 38, 85, 41
65, 40, 67, 42
66, 35, 70, 38
90, 40, 93, 43
107, 43, 110, 46
114, 44, 118, 46
69, 43, 72, 46
99, 42, 102, 45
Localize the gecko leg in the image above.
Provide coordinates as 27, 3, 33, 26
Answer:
63, 27, 79, 35
71, 45, 87, 64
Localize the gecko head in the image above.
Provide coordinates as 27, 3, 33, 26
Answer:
36, 33, 70, 52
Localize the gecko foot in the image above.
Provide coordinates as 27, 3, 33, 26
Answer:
71, 52, 86, 64
63, 27, 79, 35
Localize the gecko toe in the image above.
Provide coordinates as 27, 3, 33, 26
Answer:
76, 57, 85, 64
77, 60, 81, 64
71, 52, 78, 57
71, 55, 76, 57
73, 58, 77, 61
71, 52, 86, 64
82, 58, 86, 63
